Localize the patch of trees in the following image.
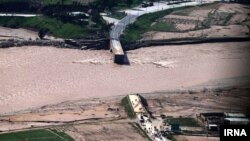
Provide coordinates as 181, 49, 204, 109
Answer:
50, 12, 89, 25
41, 5, 89, 15
0, 1, 40, 13
41, 4, 90, 25
0, 0, 90, 13
0, 0, 112, 39
38, 28, 49, 39
127, 0, 133, 7
91, 0, 145, 11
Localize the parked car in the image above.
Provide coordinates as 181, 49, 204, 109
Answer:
141, 2, 154, 8
149, 2, 154, 6
141, 2, 148, 8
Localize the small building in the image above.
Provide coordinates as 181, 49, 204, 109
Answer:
224, 118, 250, 125
199, 113, 224, 121
224, 112, 247, 118
208, 124, 219, 131
199, 112, 224, 126
199, 112, 249, 130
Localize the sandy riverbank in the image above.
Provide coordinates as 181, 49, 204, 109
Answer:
0, 27, 61, 40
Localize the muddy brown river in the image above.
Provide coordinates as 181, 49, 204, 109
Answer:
0, 42, 250, 114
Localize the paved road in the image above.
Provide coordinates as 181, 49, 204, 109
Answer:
110, 15, 138, 40
109, 0, 221, 56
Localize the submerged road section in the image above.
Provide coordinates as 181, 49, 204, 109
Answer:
109, 0, 221, 64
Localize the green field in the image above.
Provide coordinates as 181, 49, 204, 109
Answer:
0, 16, 90, 38
0, 129, 74, 141
165, 117, 200, 127
121, 96, 136, 118
150, 22, 177, 32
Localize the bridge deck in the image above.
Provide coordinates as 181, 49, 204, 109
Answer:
110, 40, 125, 64
110, 40, 124, 55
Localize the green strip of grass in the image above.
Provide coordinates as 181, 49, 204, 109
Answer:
42, 0, 73, 5
150, 22, 177, 32
121, 96, 136, 119
0, 16, 89, 39
50, 129, 74, 141
223, 13, 233, 26
165, 117, 200, 127
0, 129, 74, 141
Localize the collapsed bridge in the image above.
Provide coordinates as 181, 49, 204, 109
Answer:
109, 0, 216, 64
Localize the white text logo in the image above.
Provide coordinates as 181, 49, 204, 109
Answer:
224, 129, 247, 136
